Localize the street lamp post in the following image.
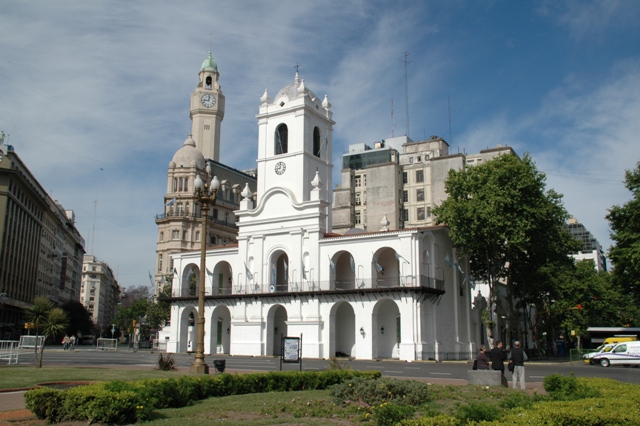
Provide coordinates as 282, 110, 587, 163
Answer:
190, 171, 220, 374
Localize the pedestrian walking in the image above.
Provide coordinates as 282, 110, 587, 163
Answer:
62, 335, 70, 350
509, 340, 528, 389
69, 335, 76, 351
490, 341, 506, 372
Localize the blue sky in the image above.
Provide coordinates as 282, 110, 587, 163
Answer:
1, 1, 639, 288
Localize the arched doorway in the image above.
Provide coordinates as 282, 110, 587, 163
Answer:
333, 251, 356, 290
271, 251, 289, 292
373, 299, 401, 359
331, 301, 356, 358
209, 305, 231, 354
372, 248, 400, 288
178, 307, 197, 354
212, 261, 233, 295
268, 305, 288, 356
181, 263, 199, 297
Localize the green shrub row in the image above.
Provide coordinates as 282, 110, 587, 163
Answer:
402, 376, 640, 425
25, 369, 381, 424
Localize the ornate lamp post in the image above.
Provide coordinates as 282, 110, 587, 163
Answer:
189, 172, 220, 374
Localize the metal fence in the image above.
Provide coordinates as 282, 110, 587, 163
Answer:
0, 340, 19, 365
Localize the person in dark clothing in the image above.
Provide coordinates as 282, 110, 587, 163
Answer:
509, 340, 528, 389
476, 345, 490, 370
490, 341, 506, 372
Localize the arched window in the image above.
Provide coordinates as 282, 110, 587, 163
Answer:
275, 124, 288, 155
205, 76, 212, 89
313, 127, 321, 157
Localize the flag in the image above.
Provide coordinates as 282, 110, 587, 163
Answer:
350, 255, 355, 272
372, 253, 383, 272
244, 262, 254, 281
165, 197, 176, 206
329, 255, 336, 277
271, 264, 276, 285
395, 252, 408, 263
454, 260, 464, 274
444, 254, 453, 268
302, 261, 307, 280
148, 271, 154, 288
173, 267, 177, 275
284, 259, 288, 276
206, 268, 213, 276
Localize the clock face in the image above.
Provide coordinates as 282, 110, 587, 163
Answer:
275, 161, 286, 175
201, 94, 216, 108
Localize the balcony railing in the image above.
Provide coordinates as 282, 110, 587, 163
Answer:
170, 274, 444, 297
155, 211, 237, 229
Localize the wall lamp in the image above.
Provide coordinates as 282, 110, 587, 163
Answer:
274, 327, 278, 334
360, 327, 365, 337
380, 326, 385, 334
226, 327, 230, 335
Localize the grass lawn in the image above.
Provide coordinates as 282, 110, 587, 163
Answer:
0, 366, 189, 390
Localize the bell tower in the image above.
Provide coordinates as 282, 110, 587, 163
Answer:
254, 72, 334, 208
190, 50, 225, 162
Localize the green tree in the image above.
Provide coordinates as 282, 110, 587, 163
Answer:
433, 154, 580, 344
549, 260, 631, 347
607, 161, 640, 303
146, 280, 172, 331
24, 297, 69, 367
114, 285, 152, 341
61, 300, 95, 338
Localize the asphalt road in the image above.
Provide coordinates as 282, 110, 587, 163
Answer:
7, 347, 640, 385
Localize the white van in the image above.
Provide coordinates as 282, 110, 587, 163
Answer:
593, 341, 640, 367
583, 343, 616, 364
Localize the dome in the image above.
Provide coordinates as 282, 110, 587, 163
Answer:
170, 135, 205, 169
274, 72, 318, 104
201, 50, 218, 72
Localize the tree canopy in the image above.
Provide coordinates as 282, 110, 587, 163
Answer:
433, 153, 580, 341
607, 161, 640, 302
61, 300, 94, 337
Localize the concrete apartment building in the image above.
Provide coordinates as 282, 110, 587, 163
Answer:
154, 51, 257, 295
80, 255, 121, 332
332, 135, 516, 234
0, 141, 85, 340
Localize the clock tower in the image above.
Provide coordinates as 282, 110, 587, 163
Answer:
190, 50, 225, 162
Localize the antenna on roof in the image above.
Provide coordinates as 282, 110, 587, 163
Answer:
402, 51, 411, 138
448, 95, 453, 145
391, 98, 395, 138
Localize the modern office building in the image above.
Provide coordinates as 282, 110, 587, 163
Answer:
80, 255, 121, 332
0, 142, 85, 339
154, 51, 257, 296
567, 217, 607, 271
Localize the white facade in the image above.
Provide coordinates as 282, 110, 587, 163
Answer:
166, 73, 476, 361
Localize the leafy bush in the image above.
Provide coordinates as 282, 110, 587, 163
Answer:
24, 387, 64, 422
454, 402, 502, 424
331, 376, 429, 407
399, 414, 459, 426
372, 402, 416, 426
544, 373, 601, 401
498, 391, 543, 409
157, 353, 177, 371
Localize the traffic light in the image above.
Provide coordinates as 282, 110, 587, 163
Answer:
576, 304, 582, 309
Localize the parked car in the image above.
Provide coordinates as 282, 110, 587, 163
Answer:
593, 341, 640, 367
583, 343, 616, 364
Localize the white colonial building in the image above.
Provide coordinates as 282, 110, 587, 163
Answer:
165, 72, 476, 361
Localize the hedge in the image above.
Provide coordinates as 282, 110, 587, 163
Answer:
24, 369, 381, 424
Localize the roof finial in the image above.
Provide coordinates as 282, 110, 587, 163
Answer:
294, 62, 301, 84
